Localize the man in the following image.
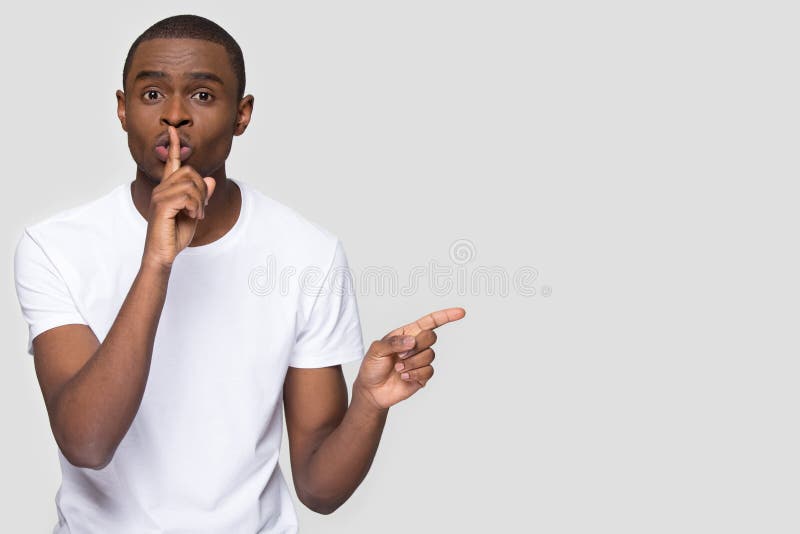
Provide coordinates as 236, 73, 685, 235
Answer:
13, 14, 465, 533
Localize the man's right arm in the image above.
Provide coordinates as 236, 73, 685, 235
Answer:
31, 126, 215, 470
34, 261, 171, 469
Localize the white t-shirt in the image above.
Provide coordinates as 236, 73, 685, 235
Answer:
13, 178, 365, 533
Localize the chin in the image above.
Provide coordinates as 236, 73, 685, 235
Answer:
134, 161, 164, 184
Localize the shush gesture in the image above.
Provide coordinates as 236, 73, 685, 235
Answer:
142, 125, 217, 270
353, 307, 466, 411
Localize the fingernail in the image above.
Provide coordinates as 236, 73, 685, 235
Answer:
401, 372, 410, 380
395, 362, 405, 371
403, 336, 415, 346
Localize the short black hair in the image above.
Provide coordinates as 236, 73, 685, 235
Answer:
122, 14, 246, 100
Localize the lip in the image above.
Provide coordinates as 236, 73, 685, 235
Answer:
153, 131, 193, 163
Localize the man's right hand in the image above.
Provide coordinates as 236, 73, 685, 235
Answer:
142, 125, 216, 270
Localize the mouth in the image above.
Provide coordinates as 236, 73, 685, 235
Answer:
154, 132, 193, 163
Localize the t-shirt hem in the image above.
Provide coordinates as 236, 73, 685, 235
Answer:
28, 317, 90, 355
288, 346, 365, 369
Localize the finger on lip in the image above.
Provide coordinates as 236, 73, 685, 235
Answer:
162, 126, 182, 178
168, 126, 181, 159
155, 128, 193, 152
154, 145, 193, 163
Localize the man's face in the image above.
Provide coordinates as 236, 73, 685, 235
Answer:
116, 38, 252, 182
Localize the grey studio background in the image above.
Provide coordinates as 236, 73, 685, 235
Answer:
0, 1, 797, 533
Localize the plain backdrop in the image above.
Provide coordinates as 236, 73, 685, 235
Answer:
1, 1, 798, 532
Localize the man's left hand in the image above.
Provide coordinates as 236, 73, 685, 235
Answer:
353, 307, 466, 411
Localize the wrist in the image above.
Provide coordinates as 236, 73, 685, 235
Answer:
351, 382, 389, 417
140, 255, 173, 277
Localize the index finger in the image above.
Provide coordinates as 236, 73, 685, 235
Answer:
382, 307, 466, 339
163, 125, 181, 180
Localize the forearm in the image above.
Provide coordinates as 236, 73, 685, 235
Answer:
52, 260, 171, 468
300, 387, 389, 513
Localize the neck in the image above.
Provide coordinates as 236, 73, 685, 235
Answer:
131, 163, 241, 247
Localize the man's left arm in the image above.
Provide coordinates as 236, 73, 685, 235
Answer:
282, 307, 466, 515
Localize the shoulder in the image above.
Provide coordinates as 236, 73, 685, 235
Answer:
22, 184, 127, 251
241, 181, 342, 267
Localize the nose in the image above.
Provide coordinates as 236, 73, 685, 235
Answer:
160, 96, 192, 129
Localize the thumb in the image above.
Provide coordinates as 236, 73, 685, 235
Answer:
367, 335, 416, 359
204, 177, 216, 206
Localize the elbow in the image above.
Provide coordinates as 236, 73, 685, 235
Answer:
61, 442, 113, 470
301, 497, 342, 516
62, 446, 112, 470
48, 395, 117, 470
54, 428, 114, 470
84, 453, 114, 471
297, 487, 345, 515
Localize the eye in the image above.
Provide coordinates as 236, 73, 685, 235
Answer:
144, 90, 163, 101
191, 91, 213, 102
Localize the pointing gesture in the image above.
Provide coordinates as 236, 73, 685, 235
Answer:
353, 307, 466, 411
382, 306, 466, 340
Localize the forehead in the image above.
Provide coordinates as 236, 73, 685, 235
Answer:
127, 38, 234, 84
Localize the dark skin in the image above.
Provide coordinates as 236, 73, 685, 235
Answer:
31, 37, 465, 515
116, 38, 251, 247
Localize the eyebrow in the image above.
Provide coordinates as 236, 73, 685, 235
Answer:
187, 72, 225, 85
133, 70, 224, 85
134, 70, 167, 82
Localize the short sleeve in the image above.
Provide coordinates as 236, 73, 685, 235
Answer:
288, 239, 365, 368
13, 230, 88, 356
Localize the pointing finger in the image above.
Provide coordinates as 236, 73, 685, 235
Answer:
383, 307, 466, 339
163, 125, 181, 180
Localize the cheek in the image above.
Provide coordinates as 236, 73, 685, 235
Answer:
127, 130, 149, 160
205, 136, 235, 164
123, 124, 159, 173
204, 120, 237, 152
123, 115, 150, 144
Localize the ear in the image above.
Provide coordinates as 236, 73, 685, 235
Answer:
233, 95, 254, 136
116, 90, 128, 132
